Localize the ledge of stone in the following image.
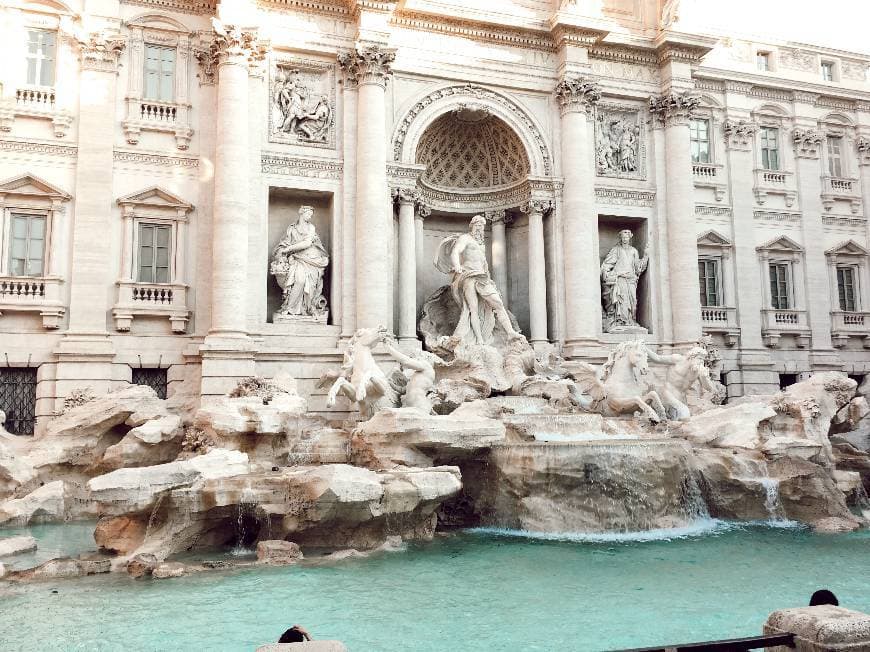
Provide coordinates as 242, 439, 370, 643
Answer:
764, 605, 870, 650
255, 642, 347, 651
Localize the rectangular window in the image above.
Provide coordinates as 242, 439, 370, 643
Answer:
757, 52, 770, 71
131, 367, 168, 400
144, 45, 175, 102
137, 223, 171, 284
837, 266, 857, 312
821, 61, 835, 82
698, 259, 721, 307
0, 367, 37, 436
690, 119, 710, 164
9, 214, 45, 277
25, 30, 56, 87
769, 263, 791, 310
760, 127, 780, 171
827, 136, 843, 177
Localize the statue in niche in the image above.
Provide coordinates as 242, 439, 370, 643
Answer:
273, 68, 332, 143
434, 214, 524, 347
270, 205, 329, 323
596, 113, 640, 176
600, 229, 649, 333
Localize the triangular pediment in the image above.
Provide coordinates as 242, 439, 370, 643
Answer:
697, 230, 732, 247
826, 239, 869, 257
117, 186, 192, 210
757, 235, 804, 253
0, 173, 71, 200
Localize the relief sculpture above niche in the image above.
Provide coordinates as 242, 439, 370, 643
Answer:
594, 105, 645, 180
270, 59, 336, 148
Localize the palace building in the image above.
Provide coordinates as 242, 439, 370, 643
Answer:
1, 0, 870, 434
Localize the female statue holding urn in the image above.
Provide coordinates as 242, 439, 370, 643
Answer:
600, 228, 649, 333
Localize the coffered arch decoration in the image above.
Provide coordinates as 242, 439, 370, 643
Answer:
392, 84, 553, 178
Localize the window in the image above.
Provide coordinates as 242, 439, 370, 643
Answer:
25, 30, 56, 87
143, 45, 175, 102
690, 119, 710, 164
757, 52, 770, 71
821, 61, 835, 82
837, 266, 858, 312
760, 127, 780, 170
779, 373, 797, 390
132, 367, 168, 399
0, 368, 37, 436
698, 259, 721, 307
137, 223, 171, 283
9, 214, 46, 276
769, 263, 791, 310
827, 136, 843, 177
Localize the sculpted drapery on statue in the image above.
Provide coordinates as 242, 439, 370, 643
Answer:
270, 205, 329, 323
600, 229, 649, 333
435, 215, 523, 347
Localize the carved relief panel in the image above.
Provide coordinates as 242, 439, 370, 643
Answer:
594, 104, 646, 180
269, 58, 336, 148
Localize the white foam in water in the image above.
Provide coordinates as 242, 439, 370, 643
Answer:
469, 518, 734, 543
532, 432, 639, 442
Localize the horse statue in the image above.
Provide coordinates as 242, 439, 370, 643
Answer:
320, 326, 401, 420
572, 340, 666, 423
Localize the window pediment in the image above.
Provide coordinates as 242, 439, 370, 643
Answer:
697, 230, 732, 248
125, 13, 191, 34
757, 234, 803, 253
826, 239, 869, 258
0, 173, 70, 202
117, 186, 192, 217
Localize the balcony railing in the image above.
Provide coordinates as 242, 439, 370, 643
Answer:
831, 310, 870, 347
692, 163, 718, 179
131, 284, 175, 304
761, 170, 787, 185
139, 101, 178, 123
761, 308, 810, 347
114, 281, 189, 333
0, 277, 46, 300
821, 176, 862, 213
0, 275, 65, 328
16, 87, 55, 109
701, 306, 739, 345
753, 169, 796, 207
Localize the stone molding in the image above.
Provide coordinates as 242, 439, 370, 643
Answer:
337, 44, 395, 88
261, 153, 343, 179
113, 150, 199, 168
648, 92, 700, 128
554, 77, 601, 115
595, 187, 656, 207
485, 209, 512, 225
722, 119, 757, 150
695, 205, 732, 218
792, 127, 823, 158
77, 32, 126, 73
120, 0, 216, 14
521, 199, 553, 215
753, 210, 802, 223
0, 139, 77, 158
259, 0, 350, 18
392, 187, 421, 206
589, 45, 658, 67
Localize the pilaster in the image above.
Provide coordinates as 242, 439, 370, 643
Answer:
522, 199, 551, 347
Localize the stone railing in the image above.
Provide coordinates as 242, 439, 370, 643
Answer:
761, 307, 810, 347
0, 275, 65, 328
692, 163, 726, 201
821, 176, 861, 214
831, 310, 870, 348
700, 305, 739, 345
692, 163, 718, 179
139, 101, 178, 123
123, 98, 192, 149
754, 169, 796, 207
4, 87, 71, 137
16, 87, 55, 108
113, 280, 189, 333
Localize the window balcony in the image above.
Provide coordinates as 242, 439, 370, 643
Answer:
831, 310, 870, 348
112, 281, 189, 333
761, 308, 811, 348
753, 169, 796, 207
0, 86, 72, 138
821, 176, 861, 214
0, 275, 65, 329
122, 98, 192, 150
692, 163, 726, 202
700, 305, 739, 346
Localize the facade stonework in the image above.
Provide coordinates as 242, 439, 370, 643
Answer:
2, 0, 870, 433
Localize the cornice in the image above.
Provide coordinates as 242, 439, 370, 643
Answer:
391, 10, 556, 52
257, 0, 350, 18
0, 139, 77, 158
121, 0, 216, 14
693, 70, 870, 107
589, 44, 658, 67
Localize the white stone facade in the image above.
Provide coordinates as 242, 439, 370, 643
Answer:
1, 0, 870, 433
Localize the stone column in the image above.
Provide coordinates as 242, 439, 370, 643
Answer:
485, 210, 510, 304
554, 77, 601, 355
523, 200, 550, 346
338, 44, 396, 331
394, 188, 420, 343
650, 92, 704, 345
414, 200, 430, 315
856, 133, 870, 280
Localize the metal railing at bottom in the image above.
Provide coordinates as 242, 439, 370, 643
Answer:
608, 632, 795, 652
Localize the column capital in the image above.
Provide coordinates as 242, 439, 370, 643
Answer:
855, 135, 870, 166
338, 43, 396, 88
416, 201, 431, 218
392, 187, 421, 206
485, 209, 513, 225
196, 21, 268, 80
648, 91, 700, 128
521, 199, 553, 215
554, 76, 601, 115
792, 127, 823, 159
76, 31, 126, 73
723, 119, 758, 151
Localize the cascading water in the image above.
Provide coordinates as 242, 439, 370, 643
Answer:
854, 483, 870, 520
758, 477, 787, 523
232, 487, 260, 556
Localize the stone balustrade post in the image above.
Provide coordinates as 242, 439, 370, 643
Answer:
554, 77, 601, 354
485, 210, 510, 305
339, 44, 396, 332
523, 200, 550, 346
394, 188, 420, 343
650, 92, 704, 345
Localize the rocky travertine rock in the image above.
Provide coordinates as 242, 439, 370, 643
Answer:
0, 480, 67, 525
118, 464, 462, 560
0, 535, 37, 557
812, 516, 862, 533
691, 448, 771, 520
0, 562, 5, 578
0, 437, 37, 501
126, 553, 159, 578
94, 515, 148, 554
6, 555, 111, 581
287, 427, 350, 466
256, 540, 303, 565
768, 457, 859, 526
102, 414, 183, 470
764, 606, 870, 650
677, 402, 776, 449
352, 408, 505, 469
152, 561, 187, 579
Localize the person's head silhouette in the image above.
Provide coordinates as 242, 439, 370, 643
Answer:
809, 589, 839, 606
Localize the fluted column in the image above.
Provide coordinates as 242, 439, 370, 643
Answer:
650, 92, 703, 344
857, 134, 870, 257
554, 77, 601, 354
523, 200, 550, 346
339, 44, 396, 331
485, 210, 510, 304
394, 188, 420, 342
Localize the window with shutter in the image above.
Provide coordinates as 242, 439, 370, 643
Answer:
769, 263, 790, 310
9, 214, 46, 277
25, 30, 56, 87
827, 136, 843, 177
837, 267, 857, 312
144, 45, 175, 102
137, 223, 171, 284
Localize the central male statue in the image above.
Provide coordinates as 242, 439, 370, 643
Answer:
435, 214, 523, 346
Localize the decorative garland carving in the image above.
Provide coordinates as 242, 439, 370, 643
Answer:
337, 43, 395, 88
485, 209, 512, 225
554, 77, 600, 114
113, 150, 199, 167
722, 119, 757, 150
792, 127, 823, 158
521, 199, 553, 215
77, 32, 126, 72
261, 153, 343, 179
0, 139, 77, 157
648, 92, 700, 127
855, 135, 870, 165
392, 84, 553, 176
392, 187, 421, 205
595, 187, 656, 207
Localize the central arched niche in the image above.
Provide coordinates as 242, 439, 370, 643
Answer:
411, 109, 535, 336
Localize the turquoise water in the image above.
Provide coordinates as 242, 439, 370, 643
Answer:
2, 521, 870, 651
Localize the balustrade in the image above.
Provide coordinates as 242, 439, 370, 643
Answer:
16, 87, 55, 108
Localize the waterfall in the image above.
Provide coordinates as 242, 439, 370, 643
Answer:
231, 486, 259, 556
854, 483, 870, 520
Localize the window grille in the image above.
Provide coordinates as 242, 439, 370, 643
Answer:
131, 368, 168, 399
0, 368, 37, 435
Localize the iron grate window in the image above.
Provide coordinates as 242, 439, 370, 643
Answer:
131, 368, 168, 399
0, 368, 37, 435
